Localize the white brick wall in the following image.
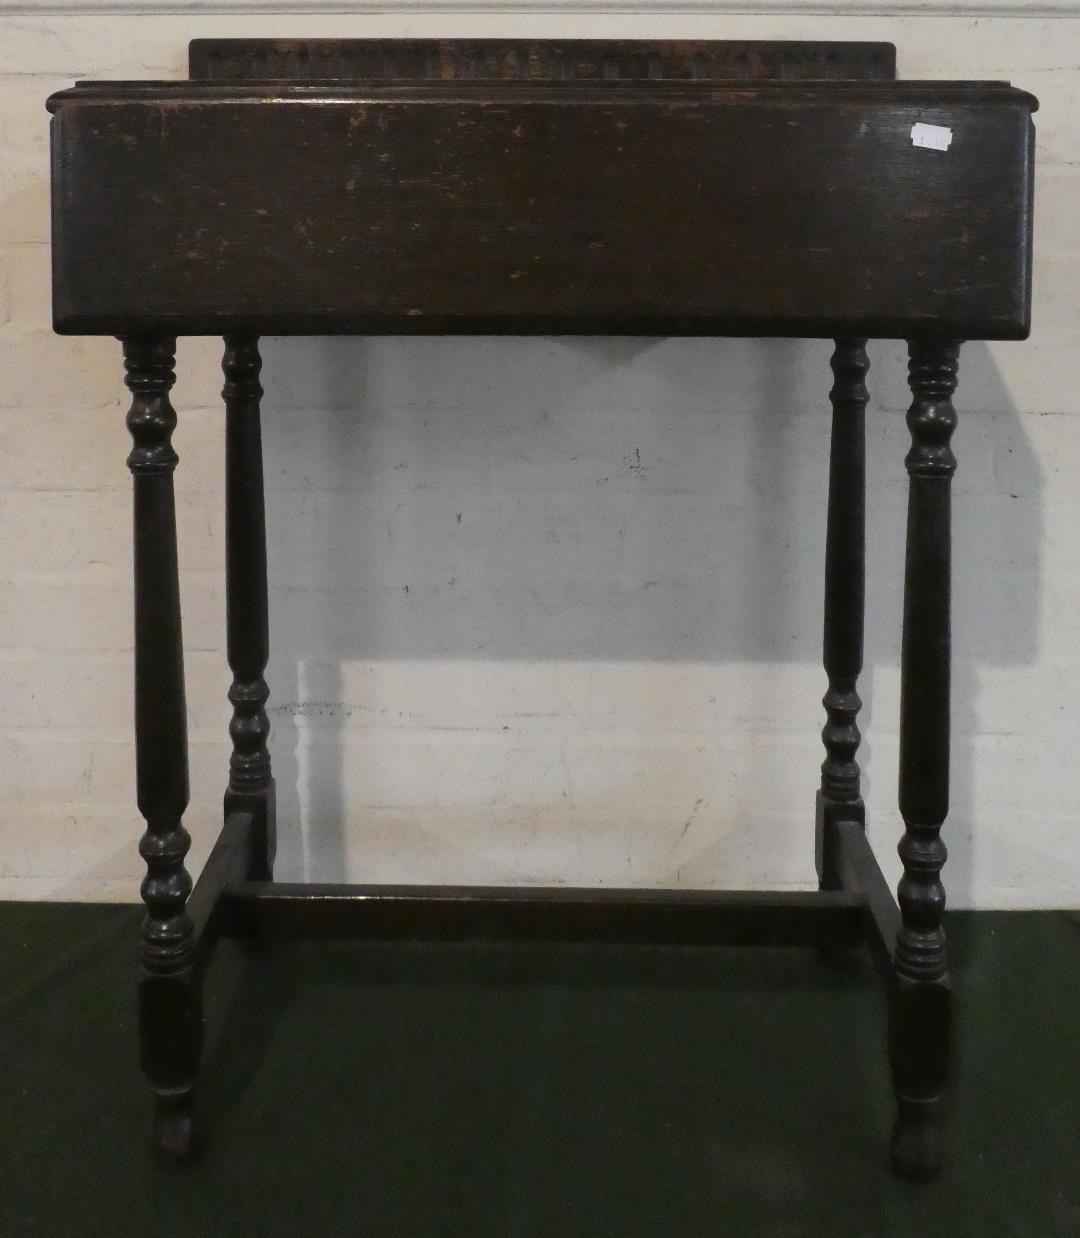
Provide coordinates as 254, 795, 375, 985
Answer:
1, 6, 1078, 907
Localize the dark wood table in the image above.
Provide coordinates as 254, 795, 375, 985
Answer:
46, 38, 1037, 1180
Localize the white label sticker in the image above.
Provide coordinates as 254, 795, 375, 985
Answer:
911, 122, 953, 152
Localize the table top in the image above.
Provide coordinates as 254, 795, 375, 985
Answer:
46, 40, 1038, 341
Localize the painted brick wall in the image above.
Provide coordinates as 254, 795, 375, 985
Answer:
1, 7, 1077, 907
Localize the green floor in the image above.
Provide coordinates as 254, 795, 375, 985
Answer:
1, 905, 1077, 1237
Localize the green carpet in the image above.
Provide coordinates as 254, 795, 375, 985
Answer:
1, 904, 1077, 1237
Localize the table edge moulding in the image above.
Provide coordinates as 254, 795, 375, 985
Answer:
44, 37, 1039, 1181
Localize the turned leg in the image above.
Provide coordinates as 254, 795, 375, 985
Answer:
124, 335, 201, 1163
890, 339, 958, 1179
222, 335, 275, 878
816, 339, 868, 889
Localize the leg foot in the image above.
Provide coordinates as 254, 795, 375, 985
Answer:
139, 966, 203, 1165
890, 1097, 942, 1179
152, 1088, 197, 1165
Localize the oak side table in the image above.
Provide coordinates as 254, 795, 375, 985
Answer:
46, 38, 1037, 1179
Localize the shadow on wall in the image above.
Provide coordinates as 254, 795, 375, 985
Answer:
257, 335, 1038, 900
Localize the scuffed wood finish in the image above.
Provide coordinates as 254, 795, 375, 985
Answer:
890, 340, 959, 1180
222, 335, 275, 880
188, 37, 897, 83
47, 80, 1036, 339
817, 339, 868, 890
123, 335, 201, 1164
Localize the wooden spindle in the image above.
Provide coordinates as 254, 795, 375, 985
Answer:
816, 339, 868, 889
223, 334, 275, 878
123, 334, 201, 1162
890, 339, 958, 1178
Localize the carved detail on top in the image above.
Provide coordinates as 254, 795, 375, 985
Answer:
905, 342, 959, 480
189, 38, 897, 85
831, 336, 871, 407
222, 333, 263, 405
125, 337, 179, 475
